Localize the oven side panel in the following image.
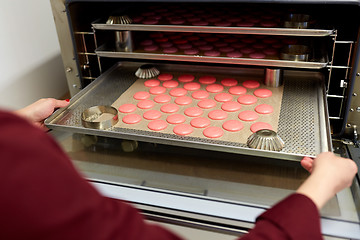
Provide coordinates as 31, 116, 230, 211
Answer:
50, 0, 82, 96
347, 29, 360, 136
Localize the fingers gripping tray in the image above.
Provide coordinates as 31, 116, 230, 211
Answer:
45, 62, 331, 161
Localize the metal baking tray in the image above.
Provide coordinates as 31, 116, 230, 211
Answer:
92, 22, 335, 37
95, 44, 329, 69
45, 62, 332, 161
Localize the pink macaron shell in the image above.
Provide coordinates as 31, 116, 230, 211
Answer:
242, 80, 260, 89
166, 114, 186, 124
163, 47, 178, 54
118, 104, 137, 113
190, 117, 211, 128
173, 124, 194, 136
249, 52, 266, 59
191, 90, 210, 100
221, 101, 242, 112
133, 91, 151, 100
160, 103, 180, 113
192, 40, 207, 46
163, 80, 179, 88
254, 89, 273, 98
143, 110, 162, 120
149, 86, 167, 95
206, 84, 224, 93
204, 50, 221, 57
158, 73, 174, 81
178, 74, 195, 82
154, 94, 171, 103
253, 43, 267, 49
137, 100, 155, 109
203, 126, 224, 138
263, 48, 278, 55
184, 82, 201, 91
144, 79, 161, 87
197, 99, 217, 109
250, 122, 273, 133
222, 120, 244, 132
184, 107, 204, 117
199, 76, 216, 85
140, 39, 154, 46
148, 120, 168, 131
175, 96, 193, 105
237, 94, 258, 105
169, 88, 188, 97
229, 86, 247, 95
208, 109, 228, 120
184, 48, 200, 55
144, 45, 159, 52
221, 78, 238, 87
122, 114, 142, 124
169, 18, 186, 24
240, 47, 255, 54
214, 93, 233, 102
177, 43, 193, 50
155, 37, 169, 43
227, 51, 243, 58
238, 110, 259, 121
255, 104, 274, 114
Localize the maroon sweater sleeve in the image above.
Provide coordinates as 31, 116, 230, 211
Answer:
240, 193, 323, 240
0, 111, 322, 240
0, 111, 183, 240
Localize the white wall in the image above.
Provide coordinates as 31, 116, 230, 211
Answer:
0, 0, 68, 110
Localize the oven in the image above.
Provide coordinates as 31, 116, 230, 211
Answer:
48, 0, 360, 238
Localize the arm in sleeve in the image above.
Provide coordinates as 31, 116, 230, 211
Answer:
240, 193, 323, 240
0, 111, 183, 240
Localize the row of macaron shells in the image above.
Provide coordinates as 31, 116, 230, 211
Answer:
117, 73, 273, 138
131, 5, 283, 27
140, 32, 298, 58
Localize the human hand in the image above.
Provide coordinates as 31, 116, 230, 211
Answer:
297, 152, 358, 209
15, 98, 70, 131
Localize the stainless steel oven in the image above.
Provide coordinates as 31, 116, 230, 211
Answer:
48, 0, 360, 238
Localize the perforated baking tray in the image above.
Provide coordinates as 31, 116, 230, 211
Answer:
45, 62, 332, 161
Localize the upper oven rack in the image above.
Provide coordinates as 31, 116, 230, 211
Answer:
92, 22, 336, 37
95, 44, 328, 69
91, 20, 332, 69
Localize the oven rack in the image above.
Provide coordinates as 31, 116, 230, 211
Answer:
91, 22, 335, 37
95, 44, 329, 69
45, 62, 331, 161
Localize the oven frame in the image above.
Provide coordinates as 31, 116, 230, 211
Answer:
50, 0, 360, 238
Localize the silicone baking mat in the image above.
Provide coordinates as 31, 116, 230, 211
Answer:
112, 72, 283, 144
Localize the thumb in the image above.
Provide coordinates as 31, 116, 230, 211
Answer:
301, 157, 314, 173
54, 99, 70, 109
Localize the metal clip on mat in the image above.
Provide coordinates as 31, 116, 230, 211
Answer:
81, 105, 119, 130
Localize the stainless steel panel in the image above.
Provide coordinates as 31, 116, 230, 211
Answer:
45, 61, 331, 160
50, 0, 82, 96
